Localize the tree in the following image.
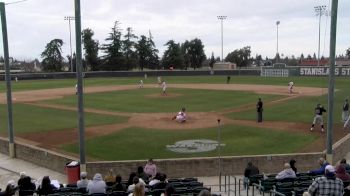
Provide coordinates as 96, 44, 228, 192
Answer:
123, 27, 138, 70
188, 38, 206, 69
101, 21, 125, 70
346, 48, 350, 59
147, 31, 159, 69
162, 40, 184, 69
41, 39, 64, 72
225, 46, 251, 67
209, 52, 216, 68
82, 28, 99, 71
135, 32, 159, 70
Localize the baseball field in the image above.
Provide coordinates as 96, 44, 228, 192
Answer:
0, 75, 349, 161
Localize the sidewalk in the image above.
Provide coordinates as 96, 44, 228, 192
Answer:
0, 153, 66, 189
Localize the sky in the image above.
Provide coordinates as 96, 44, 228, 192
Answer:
0, 0, 349, 61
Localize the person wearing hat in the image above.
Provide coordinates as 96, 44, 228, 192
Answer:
256, 98, 263, 123
310, 103, 327, 132
172, 107, 187, 123
77, 172, 90, 189
307, 165, 344, 195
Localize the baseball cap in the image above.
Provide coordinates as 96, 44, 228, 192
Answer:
325, 165, 335, 173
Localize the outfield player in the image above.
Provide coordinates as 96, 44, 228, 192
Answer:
157, 76, 162, 86
172, 107, 187, 123
161, 81, 167, 96
310, 103, 327, 132
288, 81, 294, 94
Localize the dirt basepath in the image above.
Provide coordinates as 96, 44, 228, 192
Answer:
1, 83, 341, 154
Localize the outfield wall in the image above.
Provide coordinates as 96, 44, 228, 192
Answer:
0, 70, 260, 81
2, 134, 350, 179
2, 66, 350, 80
261, 66, 350, 77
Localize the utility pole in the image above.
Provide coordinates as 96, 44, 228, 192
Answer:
217, 16, 227, 62
326, 0, 338, 165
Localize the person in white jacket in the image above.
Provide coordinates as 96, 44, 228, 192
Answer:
275, 163, 296, 180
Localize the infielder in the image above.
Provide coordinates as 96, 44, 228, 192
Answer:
310, 103, 327, 132
139, 79, 144, 88
288, 81, 294, 94
75, 84, 78, 95
172, 107, 187, 123
161, 81, 167, 96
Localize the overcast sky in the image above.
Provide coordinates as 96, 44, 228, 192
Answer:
0, 0, 349, 61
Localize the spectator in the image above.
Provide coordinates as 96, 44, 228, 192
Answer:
18, 176, 35, 195
161, 184, 175, 196
308, 165, 343, 195
309, 157, 329, 175
198, 189, 211, 196
336, 164, 350, 181
136, 166, 149, 182
128, 176, 145, 193
77, 172, 90, 189
275, 163, 296, 180
144, 158, 157, 178
149, 173, 161, 186
152, 173, 167, 189
341, 158, 350, 171
243, 162, 259, 190
127, 172, 137, 186
112, 175, 126, 192
128, 183, 145, 196
17, 172, 26, 188
290, 159, 297, 174
0, 180, 17, 196
104, 169, 116, 186
37, 176, 57, 196
86, 173, 106, 195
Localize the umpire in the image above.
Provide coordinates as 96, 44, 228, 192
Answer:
257, 98, 263, 123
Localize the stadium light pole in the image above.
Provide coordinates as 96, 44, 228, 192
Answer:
276, 21, 280, 62
64, 16, 75, 72
74, 0, 86, 172
0, 2, 15, 158
326, 0, 338, 165
217, 16, 227, 62
314, 5, 327, 66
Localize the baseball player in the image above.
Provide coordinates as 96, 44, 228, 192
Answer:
342, 98, 349, 122
161, 81, 167, 96
75, 84, 78, 95
157, 76, 162, 86
310, 103, 327, 132
139, 79, 144, 88
172, 107, 187, 123
288, 81, 294, 94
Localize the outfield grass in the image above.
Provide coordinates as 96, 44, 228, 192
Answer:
62, 125, 317, 160
0, 75, 335, 92
44, 88, 283, 113
0, 104, 128, 134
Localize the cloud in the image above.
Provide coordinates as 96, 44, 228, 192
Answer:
0, 0, 349, 60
